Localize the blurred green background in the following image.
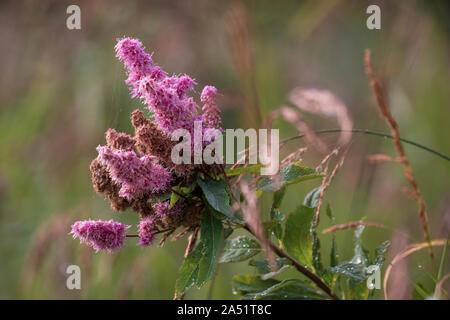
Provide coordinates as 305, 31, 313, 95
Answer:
0, 0, 448, 299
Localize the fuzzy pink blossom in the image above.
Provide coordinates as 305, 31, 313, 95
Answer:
154, 201, 184, 219
138, 75, 199, 135
71, 219, 130, 252
200, 85, 217, 104
115, 38, 203, 135
137, 217, 158, 247
115, 37, 167, 98
96, 146, 171, 200
162, 75, 196, 99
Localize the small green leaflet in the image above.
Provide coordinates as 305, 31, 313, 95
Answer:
225, 164, 262, 176
232, 275, 278, 296
169, 190, 180, 210
303, 186, 322, 208
269, 188, 286, 240
257, 164, 323, 192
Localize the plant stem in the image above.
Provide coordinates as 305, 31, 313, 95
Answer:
281, 128, 450, 162
126, 228, 171, 238
221, 164, 338, 299
243, 225, 339, 300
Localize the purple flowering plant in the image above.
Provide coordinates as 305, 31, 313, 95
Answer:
70, 37, 409, 300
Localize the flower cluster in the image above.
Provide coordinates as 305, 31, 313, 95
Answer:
72, 37, 222, 252
71, 220, 130, 252
96, 145, 171, 200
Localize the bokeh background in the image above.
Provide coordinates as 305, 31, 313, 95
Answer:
0, 0, 449, 299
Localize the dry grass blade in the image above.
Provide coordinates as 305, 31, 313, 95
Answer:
281, 147, 307, 168
401, 187, 419, 201
366, 153, 394, 163
226, 2, 261, 128
364, 49, 431, 250
435, 273, 450, 299
279, 106, 328, 153
21, 214, 75, 293
314, 148, 347, 227
240, 180, 277, 271
383, 239, 449, 299
289, 87, 353, 145
184, 227, 200, 258
322, 220, 385, 234
315, 166, 329, 228
315, 148, 339, 171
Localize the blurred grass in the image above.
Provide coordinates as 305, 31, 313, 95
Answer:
0, 0, 448, 299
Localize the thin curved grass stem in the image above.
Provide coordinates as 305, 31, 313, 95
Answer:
281, 128, 450, 162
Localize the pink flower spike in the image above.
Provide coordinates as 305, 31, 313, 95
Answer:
115, 37, 167, 98
154, 201, 184, 219
137, 217, 158, 247
200, 85, 217, 104
96, 146, 172, 200
70, 220, 130, 252
201, 85, 221, 129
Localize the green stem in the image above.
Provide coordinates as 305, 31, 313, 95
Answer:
281, 129, 450, 162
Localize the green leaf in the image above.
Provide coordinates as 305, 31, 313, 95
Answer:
223, 227, 234, 239
330, 233, 338, 268
269, 188, 286, 240
225, 164, 263, 176
351, 226, 370, 267
174, 244, 203, 298
303, 186, 322, 208
272, 187, 286, 209
205, 202, 245, 225
311, 226, 328, 277
249, 258, 291, 274
327, 226, 388, 294
169, 191, 180, 210
326, 204, 338, 268
233, 275, 326, 300
325, 203, 334, 221
437, 234, 449, 282
232, 275, 279, 296
373, 240, 390, 267
328, 227, 369, 286
180, 181, 197, 195
307, 200, 334, 285
348, 281, 369, 300
197, 178, 233, 218
257, 164, 324, 192
412, 282, 431, 300
196, 210, 224, 288
263, 219, 285, 238
244, 279, 327, 300
152, 191, 171, 204
219, 236, 261, 263
282, 205, 315, 269
328, 262, 367, 284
